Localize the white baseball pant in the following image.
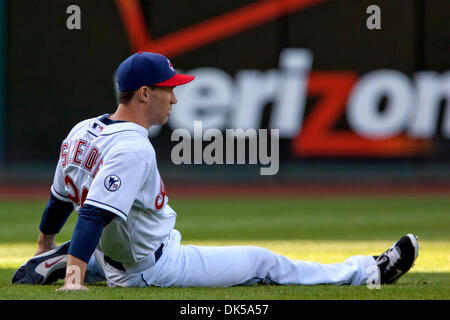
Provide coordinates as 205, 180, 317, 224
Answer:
86, 229, 377, 287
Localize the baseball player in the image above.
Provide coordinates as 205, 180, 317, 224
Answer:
12, 52, 419, 290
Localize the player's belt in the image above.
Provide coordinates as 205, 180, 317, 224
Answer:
104, 243, 164, 272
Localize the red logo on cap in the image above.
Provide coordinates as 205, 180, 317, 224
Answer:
167, 59, 175, 71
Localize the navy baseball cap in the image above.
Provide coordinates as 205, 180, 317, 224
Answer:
116, 51, 195, 91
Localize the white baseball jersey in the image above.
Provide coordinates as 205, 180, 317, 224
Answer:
51, 114, 176, 270
51, 115, 377, 288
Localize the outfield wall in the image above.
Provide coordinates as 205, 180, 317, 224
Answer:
1, 0, 450, 185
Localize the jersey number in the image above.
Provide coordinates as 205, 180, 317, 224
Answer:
64, 174, 89, 207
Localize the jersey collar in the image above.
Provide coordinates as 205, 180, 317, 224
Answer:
95, 114, 149, 138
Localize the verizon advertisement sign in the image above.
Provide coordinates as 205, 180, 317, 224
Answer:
148, 48, 449, 158
7, 0, 450, 168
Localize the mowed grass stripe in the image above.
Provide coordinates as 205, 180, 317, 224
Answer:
1, 240, 448, 272
1, 196, 449, 242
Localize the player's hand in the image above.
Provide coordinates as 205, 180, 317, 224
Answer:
34, 244, 57, 256
35, 232, 57, 256
57, 255, 89, 292
57, 284, 89, 291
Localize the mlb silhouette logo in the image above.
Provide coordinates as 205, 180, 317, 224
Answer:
92, 122, 104, 132
104, 175, 121, 192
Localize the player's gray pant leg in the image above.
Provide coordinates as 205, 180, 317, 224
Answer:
141, 230, 377, 287
175, 246, 375, 286
92, 249, 145, 287
84, 251, 106, 284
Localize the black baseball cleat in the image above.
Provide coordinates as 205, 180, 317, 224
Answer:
11, 241, 70, 285
375, 234, 419, 284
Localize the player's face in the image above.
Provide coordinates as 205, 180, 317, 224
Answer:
148, 86, 177, 125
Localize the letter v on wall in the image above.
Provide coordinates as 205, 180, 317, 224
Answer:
115, 0, 328, 57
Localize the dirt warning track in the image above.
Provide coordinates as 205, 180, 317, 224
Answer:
0, 182, 449, 201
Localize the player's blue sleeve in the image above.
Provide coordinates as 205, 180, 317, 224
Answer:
68, 204, 115, 263
39, 193, 74, 234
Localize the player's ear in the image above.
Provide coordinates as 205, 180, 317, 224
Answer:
137, 86, 150, 102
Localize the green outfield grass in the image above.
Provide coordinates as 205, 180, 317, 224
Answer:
0, 196, 449, 300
